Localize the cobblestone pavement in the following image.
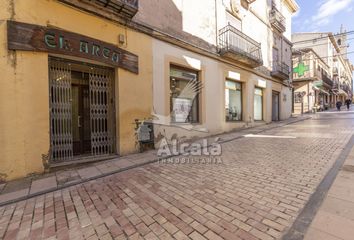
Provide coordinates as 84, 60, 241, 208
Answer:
1, 111, 354, 240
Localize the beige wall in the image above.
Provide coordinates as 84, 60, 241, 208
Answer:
0, 0, 153, 180
152, 39, 292, 144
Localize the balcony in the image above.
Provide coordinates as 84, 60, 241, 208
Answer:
341, 83, 351, 94
270, 7, 286, 33
59, 0, 139, 19
321, 71, 333, 87
271, 62, 290, 80
218, 24, 263, 68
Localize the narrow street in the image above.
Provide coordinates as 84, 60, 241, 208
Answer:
1, 110, 354, 240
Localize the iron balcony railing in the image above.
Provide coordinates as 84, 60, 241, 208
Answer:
218, 24, 263, 67
321, 71, 333, 87
270, 6, 286, 32
314, 68, 333, 86
271, 62, 290, 80
63, 0, 139, 18
124, 0, 139, 8
341, 83, 351, 93
272, 62, 290, 76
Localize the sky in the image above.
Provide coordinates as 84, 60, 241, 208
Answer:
292, 0, 354, 65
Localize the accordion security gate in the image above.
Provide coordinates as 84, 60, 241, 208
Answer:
49, 59, 115, 163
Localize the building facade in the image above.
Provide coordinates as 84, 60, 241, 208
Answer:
136, 0, 298, 143
0, 0, 153, 180
292, 31, 353, 114
0, 0, 298, 181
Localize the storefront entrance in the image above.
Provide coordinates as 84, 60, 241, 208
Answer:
72, 74, 91, 156
272, 91, 280, 121
49, 57, 116, 163
254, 87, 263, 121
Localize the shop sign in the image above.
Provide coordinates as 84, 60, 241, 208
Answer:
257, 79, 267, 88
228, 71, 240, 80
7, 21, 138, 74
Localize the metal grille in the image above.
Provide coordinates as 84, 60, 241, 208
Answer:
89, 69, 115, 156
49, 60, 73, 162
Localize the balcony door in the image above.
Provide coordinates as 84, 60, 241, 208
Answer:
273, 47, 279, 70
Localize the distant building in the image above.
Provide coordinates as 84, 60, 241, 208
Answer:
292, 30, 353, 114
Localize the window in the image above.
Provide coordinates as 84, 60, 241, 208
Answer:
254, 87, 263, 121
170, 66, 200, 123
225, 80, 242, 121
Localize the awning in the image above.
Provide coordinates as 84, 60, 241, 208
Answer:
319, 89, 330, 95
338, 89, 348, 97
313, 86, 320, 91
312, 86, 329, 95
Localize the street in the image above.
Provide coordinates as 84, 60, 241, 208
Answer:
1, 110, 354, 240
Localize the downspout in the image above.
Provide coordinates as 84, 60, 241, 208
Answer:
215, 0, 218, 47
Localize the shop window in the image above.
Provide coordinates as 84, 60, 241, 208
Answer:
170, 66, 200, 123
225, 80, 242, 121
254, 87, 263, 121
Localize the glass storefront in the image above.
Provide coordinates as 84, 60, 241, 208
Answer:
225, 80, 242, 121
170, 66, 200, 123
254, 87, 263, 121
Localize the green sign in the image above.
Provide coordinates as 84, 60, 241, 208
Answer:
293, 62, 309, 77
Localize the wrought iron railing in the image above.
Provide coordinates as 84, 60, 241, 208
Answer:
321, 71, 333, 86
272, 62, 290, 76
270, 6, 286, 32
218, 24, 262, 65
63, 0, 139, 18
122, 0, 139, 8
341, 83, 351, 93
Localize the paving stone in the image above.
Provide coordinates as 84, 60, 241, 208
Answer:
30, 176, 57, 194
0, 114, 351, 240
304, 227, 343, 240
77, 167, 101, 180
0, 189, 29, 204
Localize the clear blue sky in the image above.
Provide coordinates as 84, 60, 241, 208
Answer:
292, 0, 354, 65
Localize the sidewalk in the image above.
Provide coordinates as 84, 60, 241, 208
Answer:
303, 139, 354, 240
0, 115, 311, 207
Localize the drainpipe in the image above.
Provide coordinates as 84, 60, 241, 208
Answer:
215, 0, 218, 47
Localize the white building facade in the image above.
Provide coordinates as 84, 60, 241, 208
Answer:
135, 0, 299, 143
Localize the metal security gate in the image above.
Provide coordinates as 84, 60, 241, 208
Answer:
89, 69, 115, 156
49, 61, 73, 162
49, 58, 115, 163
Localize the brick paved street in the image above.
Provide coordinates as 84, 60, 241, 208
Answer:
1, 111, 354, 240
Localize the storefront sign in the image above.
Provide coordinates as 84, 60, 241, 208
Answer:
257, 79, 267, 88
228, 71, 240, 80
7, 21, 138, 73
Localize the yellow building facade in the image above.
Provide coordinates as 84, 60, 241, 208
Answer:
0, 0, 153, 180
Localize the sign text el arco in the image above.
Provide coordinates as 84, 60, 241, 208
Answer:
7, 21, 138, 74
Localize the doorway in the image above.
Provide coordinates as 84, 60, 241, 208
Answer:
272, 91, 280, 121
72, 71, 91, 156
254, 87, 263, 121
49, 57, 116, 163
